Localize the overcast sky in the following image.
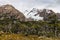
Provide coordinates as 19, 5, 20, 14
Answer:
0, 0, 60, 13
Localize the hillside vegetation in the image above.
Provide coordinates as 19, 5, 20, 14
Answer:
0, 12, 60, 38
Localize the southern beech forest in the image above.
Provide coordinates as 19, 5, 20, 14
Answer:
0, 12, 60, 38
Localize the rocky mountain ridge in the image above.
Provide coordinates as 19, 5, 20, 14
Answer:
0, 4, 60, 21
27, 8, 60, 21
0, 4, 25, 21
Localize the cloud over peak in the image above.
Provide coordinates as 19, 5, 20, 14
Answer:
0, 0, 60, 13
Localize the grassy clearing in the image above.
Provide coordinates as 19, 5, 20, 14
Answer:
0, 34, 60, 40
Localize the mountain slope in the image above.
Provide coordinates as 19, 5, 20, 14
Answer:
27, 8, 60, 20
0, 4, 25, 21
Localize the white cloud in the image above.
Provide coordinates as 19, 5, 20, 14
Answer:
0, 0, 60, 13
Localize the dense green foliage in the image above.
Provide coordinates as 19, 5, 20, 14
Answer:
0, 13, 60, 37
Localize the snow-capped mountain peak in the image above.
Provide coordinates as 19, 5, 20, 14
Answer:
24, 8, 55, 21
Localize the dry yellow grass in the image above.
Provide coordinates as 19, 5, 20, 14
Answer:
0, 34, 60, 40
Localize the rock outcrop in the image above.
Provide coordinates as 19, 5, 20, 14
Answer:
0, 4, 25, 21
